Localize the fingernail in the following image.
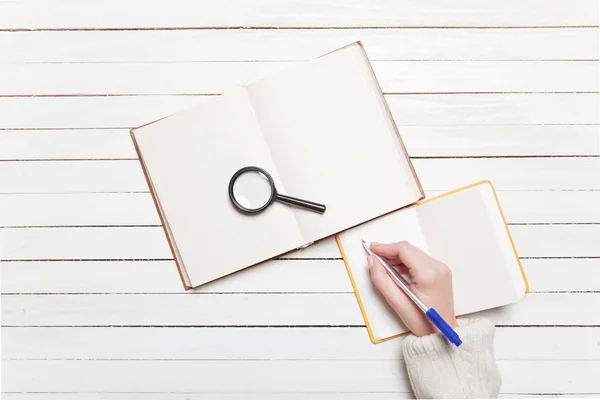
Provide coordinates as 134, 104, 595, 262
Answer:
367, 255, 374, 269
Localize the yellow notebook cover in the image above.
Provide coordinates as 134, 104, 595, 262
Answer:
336, 180, 529, 344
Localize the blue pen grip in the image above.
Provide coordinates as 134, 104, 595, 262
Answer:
426, 308, 462, 347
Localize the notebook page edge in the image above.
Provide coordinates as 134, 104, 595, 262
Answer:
355, 42, 425, 201
335, 235, 385, 344
130, 127, 192, 290
479, 182, 529, 297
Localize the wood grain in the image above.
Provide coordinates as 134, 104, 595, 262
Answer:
3, 326, 599, 360
2, 359, 600, 393
3, 61, 597, 95
1, 395, 599, 400
3, 28, 598, 63
1, 0, 597, 29
0, 226, 339, 260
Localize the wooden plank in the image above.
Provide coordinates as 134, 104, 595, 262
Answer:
0, 95, 198, 129
0, 129, 136, 160
2, 126, 598, 161
0, 395, 412, 400
0, 193, 161, 226
0, 224, 598, 261
412, 158, 600, 191
2, 359, 599, 393
386, 93, 600, 126
0, 0, 597, 29
2, 327, 598, 360
0, 160, 150, 194
3, 28, 597, 63
0, 193, 160, 226
494, 191, 600, 224
402, 125, 600, 157
2, 293, 599, 327
0, 260, 351, 294
0, 293, 366, 326
501, 396, 598, 399
3, 61, 597, 95
525, 259, 600, 292
1, 394, 598, 400
1, 158, 598, 194
0, 226, 339, 261
0, 94, 596, 129
510, 224, 600, 258
1, 190, 599, 228
0, 259, 597, 294
0, 226, 173, 261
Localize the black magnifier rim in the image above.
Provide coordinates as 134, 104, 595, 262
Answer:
228, 166, 277, 214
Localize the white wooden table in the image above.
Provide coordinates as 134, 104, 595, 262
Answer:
1, 1, 599, 398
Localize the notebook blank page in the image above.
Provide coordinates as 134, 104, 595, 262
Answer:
133, 88, 303, 286
416, 184, 525, 315
247, 43, 421, 243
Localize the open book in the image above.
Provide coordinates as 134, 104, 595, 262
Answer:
336, 181, 529, 343
131, 42, 423, 288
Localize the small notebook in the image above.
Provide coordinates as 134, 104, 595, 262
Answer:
131, 42, 424, 289
336, 181, 529, 343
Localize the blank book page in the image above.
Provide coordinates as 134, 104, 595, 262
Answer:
133, 88, 303, 286
417, 184, 525, 315
247, 43, 422, 243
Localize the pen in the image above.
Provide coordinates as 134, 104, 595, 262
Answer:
361, 239, 462, 347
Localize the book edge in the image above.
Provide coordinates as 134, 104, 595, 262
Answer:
130, 127, 192, 291
485, 181, 530, 295
355, 41, 425, 201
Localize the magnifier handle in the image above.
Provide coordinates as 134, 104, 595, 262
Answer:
276, 194, 326, 214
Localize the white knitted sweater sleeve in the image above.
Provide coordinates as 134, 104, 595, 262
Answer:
403, 318, 501, 399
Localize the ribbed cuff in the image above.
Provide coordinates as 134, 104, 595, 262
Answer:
403, 318, 502, 399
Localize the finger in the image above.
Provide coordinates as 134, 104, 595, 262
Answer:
370, 242, 403, 263
371, 241, 434, 275
392, 263, 409, 275
381, 255, 403, 268
369, 255, 415, 318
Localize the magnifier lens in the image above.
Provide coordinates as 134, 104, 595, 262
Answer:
232, 170, 273, 210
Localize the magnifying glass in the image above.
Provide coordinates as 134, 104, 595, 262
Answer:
228, 166, 326, 214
